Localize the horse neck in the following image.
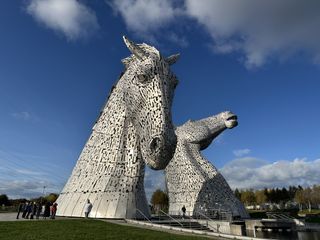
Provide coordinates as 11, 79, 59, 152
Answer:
93, 86, 145, 177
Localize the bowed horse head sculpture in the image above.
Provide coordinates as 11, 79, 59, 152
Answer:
166, 111, 249, 219
121, 36, 179, 169
220, 111, 238, 129
178, 111, 238, 150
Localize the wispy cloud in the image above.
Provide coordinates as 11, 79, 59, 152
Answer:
0, 180, 54, 199
220, 157, 320, 189
15, 169, 44, 176
233, 148, 251, 157
0, 149, 67, 199
26, 0, 99, 41
167, 32, 189, 48
10, 111, 39, 122
11, 111, 31, 121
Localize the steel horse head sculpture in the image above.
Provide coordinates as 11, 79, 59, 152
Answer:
56, 36, 178, 219
165, 111, 249, 219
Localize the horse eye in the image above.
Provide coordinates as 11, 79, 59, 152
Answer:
137, 74, 149, 84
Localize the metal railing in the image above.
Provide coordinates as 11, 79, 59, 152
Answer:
159, 209, 184, 227
169, 208, 233, 221
133, 208, 227, 233
193, 210, 219, 232
135, 208, 152, 223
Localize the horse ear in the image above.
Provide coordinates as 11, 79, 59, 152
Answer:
166, 53, 180, 65
121, 56, 132, 68
123, 36, 147, 61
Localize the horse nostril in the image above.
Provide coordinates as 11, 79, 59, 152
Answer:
149, 137, 162, 154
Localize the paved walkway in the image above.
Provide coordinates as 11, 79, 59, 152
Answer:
0, 212, 65, 221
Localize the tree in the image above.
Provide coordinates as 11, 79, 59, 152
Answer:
311, 185, 320, 209
0, 194, 9, 206
294, 188, 305, 210
255, 190, 267, 205
304, 187, 313, 212
288, 186, 298, 200
240, 189, 256, 206
151, 189, 169, 213
45, 193, 59, 203
234, 189, 241, 200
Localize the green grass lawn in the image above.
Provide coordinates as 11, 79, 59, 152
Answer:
0, 219, 217, 240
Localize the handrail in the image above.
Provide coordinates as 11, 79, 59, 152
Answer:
186, 213, 207, 231
194, 210, 214, 221
135, 208, 153, 224
159, 209, 184, 227
194, 210, 218, 232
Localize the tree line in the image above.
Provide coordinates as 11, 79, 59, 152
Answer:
234, 185, 320, 211
0, 193, 58, 207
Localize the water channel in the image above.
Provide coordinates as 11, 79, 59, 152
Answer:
246, 230, 320, 240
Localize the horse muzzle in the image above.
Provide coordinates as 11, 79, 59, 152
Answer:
147, 134, 177, 170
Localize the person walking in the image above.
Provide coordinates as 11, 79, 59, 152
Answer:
181, 205, 186, 218
25, 203, 32, 219
84, 199, 93, 218
22, 202, 29, 218
16, 202, 25, 219
30, 202, 37, 219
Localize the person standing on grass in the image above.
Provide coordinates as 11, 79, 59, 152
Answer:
36, 202, 41, 219
50, 203, 58, 219
84, 199, 93, 218
43, 202, 51, 219
16, 202, 25, 219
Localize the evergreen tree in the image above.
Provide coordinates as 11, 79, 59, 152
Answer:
234, 188, 241, 200
0, 194, 9, 206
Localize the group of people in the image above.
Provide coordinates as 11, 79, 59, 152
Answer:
16, 199, 93, 220
16, 201, 58, 220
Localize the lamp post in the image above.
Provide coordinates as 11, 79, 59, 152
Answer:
40, 186, 46, 205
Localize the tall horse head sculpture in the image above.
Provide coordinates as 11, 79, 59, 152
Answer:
120, 36, 178, 169
56, 36, 179, 219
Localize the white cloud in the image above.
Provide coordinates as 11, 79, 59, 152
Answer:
26, 0, 99, 41
109, 0, 178, 35
110, 0, 320, 68
185, 0, 320, 68
233, 148, 251, 157
220, 157, 320, 189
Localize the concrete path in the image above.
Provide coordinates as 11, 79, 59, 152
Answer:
0, 212, 64, 221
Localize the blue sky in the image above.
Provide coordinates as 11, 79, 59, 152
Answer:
1, 0, 320, 199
